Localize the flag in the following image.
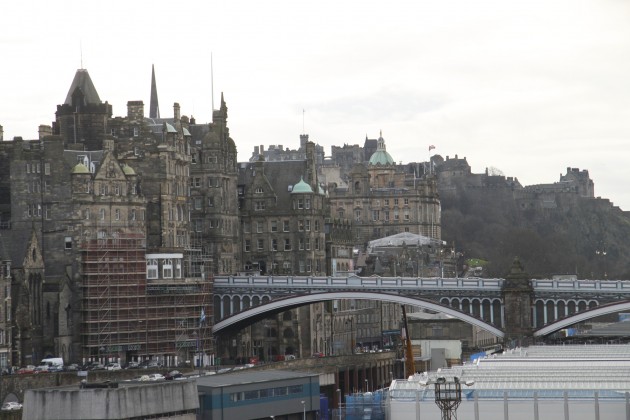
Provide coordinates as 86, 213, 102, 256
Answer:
428, 145, 436, 151
200, 308, 206, 324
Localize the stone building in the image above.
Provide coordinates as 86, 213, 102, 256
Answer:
0, 68, 213, 366
328, 133, 442, 247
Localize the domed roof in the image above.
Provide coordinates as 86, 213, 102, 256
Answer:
368, 131, 395, 166
291, 177, 313, 194
71, 162, 90, 174
122, 164, 136, 175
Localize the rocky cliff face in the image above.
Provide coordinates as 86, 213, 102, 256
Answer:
440, 184, 630, 279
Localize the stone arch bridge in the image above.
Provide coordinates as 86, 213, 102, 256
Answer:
212, 274, 630, 340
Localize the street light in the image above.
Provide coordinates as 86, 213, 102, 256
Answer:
419, 376, 474, 420
336, 389, 341, 420
301, 400, 306, 420
596, 249, 608, 279
365, 378, 369, 393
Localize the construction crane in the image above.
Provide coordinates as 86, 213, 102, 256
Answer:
401, 305, 415, 378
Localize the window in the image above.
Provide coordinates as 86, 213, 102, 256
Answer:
194, 197, 202, 210
255, 187, 264, 193
163, 259, 173, 278
244, 222, 251, 233
385, 211, 390, 221
355, 210, 361, 222
299, 238, 304, 250
404, 210, 410, 220
244, 240, 251, 252
315, 238, 320, 250
257, 239, 264, 251
131, 209, 136, 221
114, 184, 120, 195
314, 220, 319, 231
384, 199, 389, 206
283, 220, 290, 232
271, 239, 278, 251
305, 199, 311, 209
372, 210, 380, 221
298, 220, 304, 231
64, 236, 72, 250
394, 198, 399, 206
271, 220, 278, 232
255, 201, 265, 211
305, 239, 311, 250
115, 209, 120, 220
147, 259, 158, 279
394, 210, 399, 220
299, 261, 305, 273
305, 219, 311, 231
306, 259, 312, 272
284, 239, 291, 251
256, 221, 263, 233
194, 219, 203, 232
175, 262, 182, 278
44, 163, 51, 175
99, 209, 106, 220
297, 199, 304, 209
208, 197, 214, 207
404, 198, 409, 205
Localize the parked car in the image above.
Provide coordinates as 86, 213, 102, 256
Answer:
64, 364, 79, 372
126, 361, 140, 369
165, 370, 182, 380
1, 402, 22, 411
147, 373, 165, 381
89, 363, 105, 371
33, 366, 49, 374
16, 366, 35, 375
285, 354, 296, 360
105, 363, 122, 371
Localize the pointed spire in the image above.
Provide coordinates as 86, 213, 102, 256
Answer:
149, 64, 160, 119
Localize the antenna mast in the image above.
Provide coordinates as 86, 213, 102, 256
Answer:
211, 53, 214, 120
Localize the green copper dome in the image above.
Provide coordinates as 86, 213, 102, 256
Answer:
71, 162, 90, 174
368, 131, 395, 166
291, 177, 313, 194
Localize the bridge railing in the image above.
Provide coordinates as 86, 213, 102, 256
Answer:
213, 275, 504, 290
533, 279, 630, 293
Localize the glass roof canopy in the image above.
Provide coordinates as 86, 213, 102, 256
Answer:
390, 345, 630, 401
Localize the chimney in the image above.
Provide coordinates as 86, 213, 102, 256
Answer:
127, 101, 145, 122
38, 125, 52, 139
173, 103, 181, 122
300, 134, 309, 149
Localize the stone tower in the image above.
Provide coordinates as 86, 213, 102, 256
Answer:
501, 257, 534, 346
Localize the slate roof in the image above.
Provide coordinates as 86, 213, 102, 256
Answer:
238, 160, 308, 208
64, 69, 102, 106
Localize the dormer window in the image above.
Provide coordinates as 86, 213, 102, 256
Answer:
255, 187, 264, 194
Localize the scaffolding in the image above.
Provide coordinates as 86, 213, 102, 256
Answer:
81, 223, 213, 366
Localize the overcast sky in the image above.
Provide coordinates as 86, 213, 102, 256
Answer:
2, 0, 629, 209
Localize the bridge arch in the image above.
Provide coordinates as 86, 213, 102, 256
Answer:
535, 300, 630, 337
213, 291, 505, 338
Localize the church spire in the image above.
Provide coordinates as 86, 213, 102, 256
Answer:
149, 64, 160, 119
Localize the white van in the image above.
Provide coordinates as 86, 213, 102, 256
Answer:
39, 357, 64, 372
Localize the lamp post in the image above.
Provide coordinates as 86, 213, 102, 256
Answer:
301, 400, 306, 420
596, 249, 608, 279
336, 389, 341, 420
365, 378, 369, 393
420, 376, 474, 420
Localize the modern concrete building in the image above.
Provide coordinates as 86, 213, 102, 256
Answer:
197, 369, 321, 419
23, 379, 199, 419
